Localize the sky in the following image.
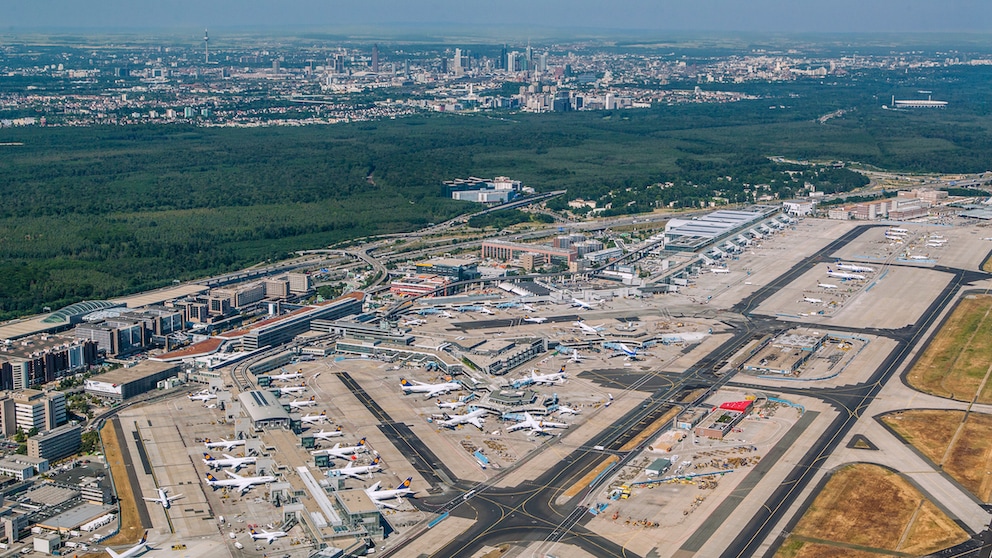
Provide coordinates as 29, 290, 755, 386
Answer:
4, 0, 992, 34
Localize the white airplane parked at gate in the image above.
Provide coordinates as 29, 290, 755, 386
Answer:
300, 411, 329, 424
564, 350, 586, 364
249, 527, 287, 544
188, 390, 217, 402
836, 262, 875, 273
365, 477, 415, 509
506, 412, 569, 435
523, 315, 547, 323
572, 320, 605, 335
106, 531, 150, 558
311, 437, 368, 459
399, 377, 462, 398
402, 318, 426, 327
267, 370, 303, 382
278, 383, 308, 396
288, 396, 317, 409
802, 297, 823, 304
436, 399, 466, 410
711, 267, 731, 274
556, 405, 581, 416
827, 268, 865, 281
204, 438, 246, 451
313, 426, 345, 441
204, 470, 276, 495
529, 365, 567, 385
908, 254, 930, 260
572, 298, 603, 310
438, 409, 488, 429
889, 227, 909, 233
327, 455, 384, 479
478, 307, 495, 315
818, 283, 839, 289
202, 452, 257, 471
143, 488, 182, 509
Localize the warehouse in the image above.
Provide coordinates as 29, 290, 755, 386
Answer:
83, 360, 181, 402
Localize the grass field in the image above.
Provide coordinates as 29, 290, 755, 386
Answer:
983, 255, 992, 273
100, 419, 144, 547
906, 295, 992, 404
562, 456, 619, 499
883, 409, 992, 502
775, 463, 967, 557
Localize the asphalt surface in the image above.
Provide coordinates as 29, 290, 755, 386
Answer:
358, 223, 992, 557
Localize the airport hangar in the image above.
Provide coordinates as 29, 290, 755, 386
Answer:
663, 205, 788, 253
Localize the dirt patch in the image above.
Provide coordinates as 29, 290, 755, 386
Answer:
884, 409, 992, 502
562, 455, 619, 499
776, 539, 887, 558
777, 464, 967, 556
100, 420, 144, 546
907, 295, 992, 403
983, 255, 992, 273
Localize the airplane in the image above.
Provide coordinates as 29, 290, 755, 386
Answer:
826, 268, 865, 281
437, 409, 488, 429
836, 262, 875, 273
311, 437, 368, 459
365, 477, 415, 509
278, 383, 308, 396
313, 426, 345, 441
399, 378, 462, 398
523, 315, 547, 324
249, 527, 288, 544
437, 399, 466, 410
711, 267, 731, 274
521, 304, 538, 313
818, 283, 839, 289
802, 297, 823, 304
564, 350, 586, 363
300, 411, 329, 424
204, 470, 276, 495
106, 531, 150, 558
478, 307, 495, 315
438, 311, 454, 319
402, 318, 426, 327
188, 390, 217, 402
556, 405, 581, 415
885, 230, 908, 237
529, 366, 567, 385
889, 227, 909, 233
572, 320, 604, 335
908, 255, 930, 260
506, 412, 569, 435
143, 488, 182, 509
267, 369, 303, 382
612, 342, 640, 359
327, 455, 384, 479
571, 298, 602, 310
288, 396, 317, 409
202, 452, 257, 471
204, 438, 246, 451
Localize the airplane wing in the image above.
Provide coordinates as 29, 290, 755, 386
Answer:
374, 499, 399, 510
141, 497, 162, 502
467, 417, 484, 429
224, 470, 244, 480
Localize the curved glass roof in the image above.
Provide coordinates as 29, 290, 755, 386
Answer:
42, 300, 123, 324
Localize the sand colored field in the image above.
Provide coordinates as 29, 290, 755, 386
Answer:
775, 464, 967, 557
100, 420, 144, 546
883, 409, 992, 502
562, 455, 619, 499
776, 539, 887, 558
907, 295, 992, 404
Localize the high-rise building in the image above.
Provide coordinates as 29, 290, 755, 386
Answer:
499, 45, 507, 70
371, 44, 379, 73
453, 48, 462, 75
12, 390, 66, 432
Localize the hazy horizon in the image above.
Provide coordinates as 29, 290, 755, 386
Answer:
5, 0, 992, 35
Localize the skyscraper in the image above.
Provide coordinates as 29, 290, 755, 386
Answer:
453, 48, 462, 75
372, 44, 379, 73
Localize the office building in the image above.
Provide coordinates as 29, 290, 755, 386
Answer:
12, 390, 66, 432
414, 257, 479, 281
84, 360, 180, 402
0, 335, 98, 389
371, 44, 379, 73
28, 424, 82, 462
72, 319, 147, 357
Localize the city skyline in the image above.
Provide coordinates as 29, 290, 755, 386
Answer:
4, 0, 992, 35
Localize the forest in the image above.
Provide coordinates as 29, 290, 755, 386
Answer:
2, 65, 992, 319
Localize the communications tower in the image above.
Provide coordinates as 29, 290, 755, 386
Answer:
204, 29, 209, 64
